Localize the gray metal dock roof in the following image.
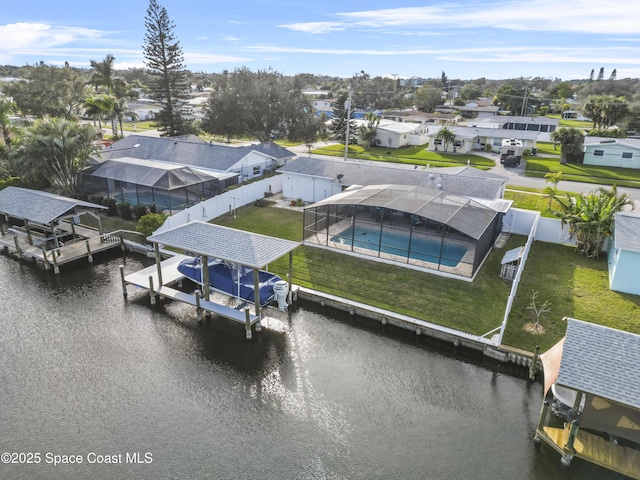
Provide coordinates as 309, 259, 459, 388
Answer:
0, 186, 107, 225
557, 318, 640, 410
147, 221, 299, 269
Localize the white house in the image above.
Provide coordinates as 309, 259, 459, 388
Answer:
372, 120, 429, 148
312, 99, 334, 118
278, 156, 508, 204
608, 211, 640, 296
583, 137, 640, 169
425, 126, 538, 154
466, 115, 559, 142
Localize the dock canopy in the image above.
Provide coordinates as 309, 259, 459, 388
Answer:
147, 221, 299, 269
0, 186, 106, 225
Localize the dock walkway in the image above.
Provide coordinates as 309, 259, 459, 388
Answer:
123, 254, 260, 338
540, 425, 640, 479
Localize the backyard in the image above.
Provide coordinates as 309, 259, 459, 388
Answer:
211, 202, 640, 352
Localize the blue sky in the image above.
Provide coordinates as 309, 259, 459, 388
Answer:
2, 0, 640, 81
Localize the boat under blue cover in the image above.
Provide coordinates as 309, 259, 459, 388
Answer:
177, 257, 282, 307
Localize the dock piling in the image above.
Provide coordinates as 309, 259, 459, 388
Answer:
245, 308, 252, 340
149, 275, 156, 305
119, 265, 127, 297
195, 289, 202, 322
529, 345, 540, 381
85, 240, 93, 263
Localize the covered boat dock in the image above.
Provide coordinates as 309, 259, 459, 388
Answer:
0, 186, 119, 273
535, 318, 640, 478
126, 221, 299, 339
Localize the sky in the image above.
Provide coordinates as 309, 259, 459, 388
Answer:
2, 0, 640, 81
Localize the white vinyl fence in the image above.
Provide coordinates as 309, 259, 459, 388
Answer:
155, 175, 283, 234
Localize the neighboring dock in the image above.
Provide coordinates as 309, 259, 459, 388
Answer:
0, 187, 124, 273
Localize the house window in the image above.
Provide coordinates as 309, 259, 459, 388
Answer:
252, 166, 261, 176
434, 139, 442, 145
622, 152, 633, 159
453, 140, 462, 147
593, 149, 604, 157
540, 125, 549, 132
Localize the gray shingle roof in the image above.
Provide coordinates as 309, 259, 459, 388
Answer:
614, 212, 640, 253
99, 135, 294, 172
0, 187, 106, 225
147, 221, 299, 268
278, 157, 506, 200
557, 318, 640, 409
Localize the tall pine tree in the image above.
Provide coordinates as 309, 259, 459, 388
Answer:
142, 0, 191, 137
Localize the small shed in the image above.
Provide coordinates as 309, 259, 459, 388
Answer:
500, 246, 524, 280
535, 318, 640, 478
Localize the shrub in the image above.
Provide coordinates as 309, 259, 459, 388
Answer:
136, 213, 168, 236
88, 194, 104, 205
119, 201, 133, 220
102, 197, 118, 216
132, 204, 149, 219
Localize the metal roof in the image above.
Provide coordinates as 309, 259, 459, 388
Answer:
147, 221, 300, 269
89, 157, 220, 190
0, 186, 107, 225
99, 135, 295, 172
307, 184, 498, 240
557, 318, 640, 410
501, 246, 524, 265
614, 212, 640, 253
278, 157, 506, 200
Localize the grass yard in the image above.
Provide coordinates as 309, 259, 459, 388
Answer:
504, 186, 572, 218
525, 157, 640, 188
502, 241, 640, 351
312, 143, 495, 169
210, 202, 640, 352
548, 114, 594, 130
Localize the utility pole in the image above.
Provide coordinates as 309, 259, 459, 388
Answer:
521, 87, 528, 116
344, 87, 352, 162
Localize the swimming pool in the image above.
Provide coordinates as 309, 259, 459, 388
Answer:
330, 224, 468, 267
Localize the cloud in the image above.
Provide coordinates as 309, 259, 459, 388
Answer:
184, 52, 251, 64
279, 22, 345, 34
0, 22, 107, 54
197, 36, 208, 41
282, 1, 640, 35
222, 35, 239, 42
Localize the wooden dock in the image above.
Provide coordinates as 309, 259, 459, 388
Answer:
539, 425, 640, 479
0, 225, 124, 273
122, 254, 261, 339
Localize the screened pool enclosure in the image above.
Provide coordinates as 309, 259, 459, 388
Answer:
303, 184, 503, 278
79, 158, 237, 213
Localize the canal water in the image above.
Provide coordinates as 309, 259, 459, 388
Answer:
0, 253, 623, 479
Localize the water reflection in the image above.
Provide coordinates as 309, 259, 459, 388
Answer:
0, 254, 621, 479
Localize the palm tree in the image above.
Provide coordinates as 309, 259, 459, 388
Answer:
89, 54, 116, 93
551, 127, 583, 164
359, 112, 381, 147
112, 97, 138, 137
14, 118, 100, 195
543, 171, 563, 209
552, 185, 633, 258
435, 126, 455, 152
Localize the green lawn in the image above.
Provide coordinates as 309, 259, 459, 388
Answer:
548, 114, 594, 130
312, 144, 495, 169
210, 203, 640, 352
504, 187, 568, 218
525, 157, 640, 187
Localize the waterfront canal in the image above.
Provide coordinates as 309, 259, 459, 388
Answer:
0, 253, 622, 479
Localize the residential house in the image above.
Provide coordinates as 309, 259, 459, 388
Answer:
277, 156, 509, 205
381, 109, 460, 125
467, 115, 559, 142
81, 135, 295, 210
372, 120, 429, 148
312, 99, 334, 118
608, 211, 640, 296
425, 125, 538, 154
583, 137, 640, 169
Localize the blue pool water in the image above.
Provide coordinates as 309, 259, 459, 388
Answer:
330, 225, 467, 267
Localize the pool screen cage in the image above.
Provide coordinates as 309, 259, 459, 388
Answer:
303, 184, 502, 278
79, 158, 233, 213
